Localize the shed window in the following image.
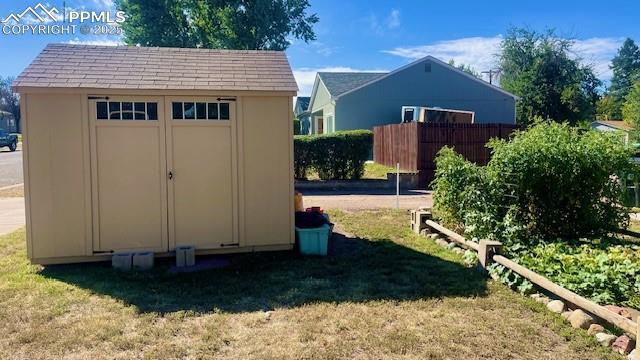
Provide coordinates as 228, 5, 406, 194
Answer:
183, 103, 196, 119
109, 102, 121, 120
96, 102, 108, 119
147, 103, 158, 120
97, 101, 159, 121
172, 101, 231, 120
121, 102, 134, 120
219, 103, 230, 120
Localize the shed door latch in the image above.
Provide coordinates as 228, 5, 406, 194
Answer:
168, 171, 174, 180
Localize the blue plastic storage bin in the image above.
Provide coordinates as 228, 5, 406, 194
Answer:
296, 224, 331, 256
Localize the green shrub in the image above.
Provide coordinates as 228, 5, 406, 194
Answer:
433, 122, 634, 243
294, 130, 372, 180
431, 122, 640, 307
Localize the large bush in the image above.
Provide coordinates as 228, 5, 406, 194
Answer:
294, 130, 372, 180
433, 122, 634, 243
432, 122, 639, 307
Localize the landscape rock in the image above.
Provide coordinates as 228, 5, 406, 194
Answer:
628, 349, 639, 360
263, 311, 272, 321
547, 300, 566, 314
435, 239, 449, 247
595, 333, 617, 347
561, 311, 573, 320
452, 247, 465, 254
568, 309, 595, 329
428, 233, 441, 240
530, 293, 551, 305
587, 324, 604, 336
612, 335, 635, 355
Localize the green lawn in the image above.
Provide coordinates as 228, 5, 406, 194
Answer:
0, 210, 621, 359
304, 162, 398, 180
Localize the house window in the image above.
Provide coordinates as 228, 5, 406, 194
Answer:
97, 101, 159, 120
171, 101, 231, 120
403, 109, 414, 122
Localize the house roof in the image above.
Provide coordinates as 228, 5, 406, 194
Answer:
295, 96, 310, 112
592, 120, 634, 132
317, 72, 387, 97
13, 43, 298, 92
334, 56, 518, 100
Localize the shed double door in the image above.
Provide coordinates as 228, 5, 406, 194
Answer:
89, 96, 237, 253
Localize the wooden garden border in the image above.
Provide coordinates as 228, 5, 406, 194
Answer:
423, 219, 639, 347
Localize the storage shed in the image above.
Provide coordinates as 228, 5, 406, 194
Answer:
14, 44, 297, 265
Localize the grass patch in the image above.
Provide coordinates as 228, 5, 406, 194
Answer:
305, 162, 398, 180
0, 211, 623, 359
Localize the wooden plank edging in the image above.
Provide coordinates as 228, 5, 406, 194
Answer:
425, 219, 479, 251
493, 254, 638, 337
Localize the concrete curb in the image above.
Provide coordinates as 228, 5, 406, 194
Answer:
0, 183, 24, 192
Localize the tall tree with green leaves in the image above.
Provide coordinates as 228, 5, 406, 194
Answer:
607, 38, 640, 118
448, 59, 480, 78
0, 76, 20, 132
623, 82, 640, 127
117, 0, 319, 50
499, 28, 601, 126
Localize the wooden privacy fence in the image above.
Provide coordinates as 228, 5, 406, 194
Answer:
373, 122, 518, 186
414, 214, 640, 349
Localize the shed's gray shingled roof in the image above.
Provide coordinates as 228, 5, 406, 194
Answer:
318, 72, 387, 97
14, 43, 298, 92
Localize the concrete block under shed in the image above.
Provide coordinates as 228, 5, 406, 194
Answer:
132, 252, 154, 270
176, 246, 196, 267
112, 252, 132, 271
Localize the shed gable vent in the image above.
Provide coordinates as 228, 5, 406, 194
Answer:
424, 62, 432, 73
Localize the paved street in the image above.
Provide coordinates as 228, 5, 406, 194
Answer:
0, 148, 23, 187
302, 190, 432, 211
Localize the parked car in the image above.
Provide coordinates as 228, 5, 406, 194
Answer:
0, 129, 18, 152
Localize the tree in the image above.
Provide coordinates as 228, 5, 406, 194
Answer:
609, 38, 640, 118
117, 0, 319, 50
0, 76, 20, 132
623, 82, 640, 127
499, 28, 601, 126
448, 59, 480, 78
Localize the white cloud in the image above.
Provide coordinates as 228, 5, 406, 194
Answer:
67, 37, 123, 46
386, 9, 400, 29
293, 67, 388, 96
384, 35, 624, 82
384, 36, 503, 77
573, 37, 624, 79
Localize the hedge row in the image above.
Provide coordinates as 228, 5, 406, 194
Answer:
294, 130, 372, 180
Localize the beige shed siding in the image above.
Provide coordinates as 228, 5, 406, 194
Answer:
24, 93, 90, 259
242, 96, 294, 246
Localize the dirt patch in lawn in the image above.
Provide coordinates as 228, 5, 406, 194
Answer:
0, 210, 622, 359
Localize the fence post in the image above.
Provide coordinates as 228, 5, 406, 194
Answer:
478, 239, 502, 273
636, 319, 639, 351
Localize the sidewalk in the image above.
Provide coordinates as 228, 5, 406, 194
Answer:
0, 197, 25, 235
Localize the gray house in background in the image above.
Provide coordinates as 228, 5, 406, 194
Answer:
307, 55, 517, 134
294, 96, 311, 134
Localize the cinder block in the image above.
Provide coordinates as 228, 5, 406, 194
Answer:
176, 246, 196, 267
112, 252, 132, 271
411, 210, 432, 234
132, 252, 154, 270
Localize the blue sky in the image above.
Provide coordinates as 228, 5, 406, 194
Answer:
1, 0, 639, 95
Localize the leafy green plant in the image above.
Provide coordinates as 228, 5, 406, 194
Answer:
432, 122, 639, 307
294, 130, 372, 180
